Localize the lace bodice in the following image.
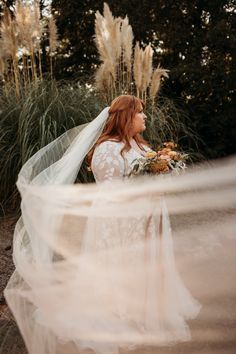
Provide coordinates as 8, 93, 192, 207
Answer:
91, 140, 150, 182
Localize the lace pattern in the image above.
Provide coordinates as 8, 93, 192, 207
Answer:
91, 140, 150, 182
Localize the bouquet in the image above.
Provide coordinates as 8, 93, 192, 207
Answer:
129, 142, 189, 177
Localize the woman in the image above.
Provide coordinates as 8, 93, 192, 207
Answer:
80, 95, 202, 351
4, 95, 202, 354
88, 95, 150, 182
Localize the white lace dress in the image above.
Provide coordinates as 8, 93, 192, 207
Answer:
91, 140, 149, 182
79, 140, 202, 354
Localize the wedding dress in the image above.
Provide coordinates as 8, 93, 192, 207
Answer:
81, 139, 202, 354
4, 107, 236, 354
91, 139, 150, 181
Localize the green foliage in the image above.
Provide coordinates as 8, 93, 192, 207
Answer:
0, 80, 104, 212
50, 0, 236, 158
0, 78, 201, 213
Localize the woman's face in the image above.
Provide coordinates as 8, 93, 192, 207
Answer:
130, 106, 147, 136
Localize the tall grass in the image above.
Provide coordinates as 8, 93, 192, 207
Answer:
144, 96, 204, 162
0, 2, 202, 214
93, 3, 201, 160
93, 3, 202, 157
94, 3, 169, 104
0, 80, 104, 213
0, 79, 202, 214
0, 1, 59, 95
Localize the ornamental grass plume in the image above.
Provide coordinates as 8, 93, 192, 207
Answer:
94, 11, 110, 63
15, 1, 37, 81
133, 41, 143, 97
14, 0, 43, 81
95, 3, 138, 99
0, 8, 20, 95
14, 0, 43, 52
0, 1, 60, 93
141, 43, 153, 98
0, 8, 18, 59
150, 64, 170, 101
14, 1, 32, 52
33, 0, 43, 48
94, 3, 121, 99
121, 15, 133, 75
103, 2, 122, 62
49, 16, 59, 54
94, 4, 121, 66
133, 42, 153, 99
95, 62, 114, 101
94, 2, 169, 103
33, 0, 44, 80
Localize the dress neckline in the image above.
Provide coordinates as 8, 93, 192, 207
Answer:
130, 139, 147, 157
105, 138, 147, 157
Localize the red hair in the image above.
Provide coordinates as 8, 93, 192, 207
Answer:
87, 95, 149, 166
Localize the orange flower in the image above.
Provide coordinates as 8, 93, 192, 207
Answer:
149, 160, 169, 174
168, 151, 178, 158
159, 154, 171, 161
145, 151, 157, 159
160, 148, 171, 154
164, 141, 177, 149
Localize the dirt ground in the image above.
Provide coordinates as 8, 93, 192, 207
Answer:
0, 213, 236, 354
0, 215, 27, 354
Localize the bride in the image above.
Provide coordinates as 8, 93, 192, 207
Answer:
4, 94, 204, 354
84, 95, 202, 347
88, 94, 150, 182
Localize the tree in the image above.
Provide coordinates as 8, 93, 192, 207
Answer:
1, 0, 235, 158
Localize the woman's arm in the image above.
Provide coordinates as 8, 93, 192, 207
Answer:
91, 141, 125, 182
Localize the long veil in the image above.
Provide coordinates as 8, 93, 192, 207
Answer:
4, 106, 236, 354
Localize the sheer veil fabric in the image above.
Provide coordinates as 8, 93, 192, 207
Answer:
4, 107, 236, 354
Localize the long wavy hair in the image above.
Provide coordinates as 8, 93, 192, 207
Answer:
87, 95, 149, 166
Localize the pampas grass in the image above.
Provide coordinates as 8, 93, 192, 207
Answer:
0, 2, 201, 214
93, 3, 201, 167
48, 16, 59, 78
94, 4, 120, 97
139, 43, 153, 100
15, 1, 38, 81
0, 1, 60, 93
121, 16, 133, 73
133, 42, 143, 97
95, 3, 132, 102
0, 8, 20, 95
94, 2, 169, 104
49, 16, 59, 54
150, 65, 170, 101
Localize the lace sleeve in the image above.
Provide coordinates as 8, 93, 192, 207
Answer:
91, 141, 125, 182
